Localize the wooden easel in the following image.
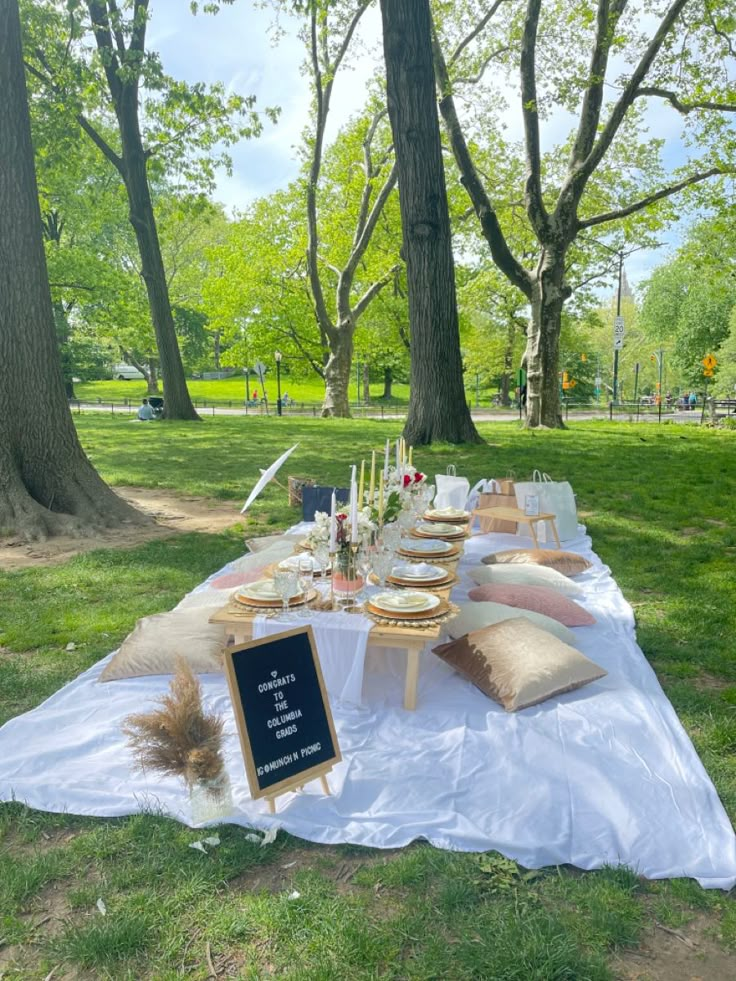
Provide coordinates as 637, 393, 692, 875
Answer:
265, 766, 333, 814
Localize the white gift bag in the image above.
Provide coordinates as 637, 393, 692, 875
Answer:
514, 471, 579, 542
434, 467, 470, 511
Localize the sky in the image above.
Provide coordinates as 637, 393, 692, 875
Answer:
148, 0, 697, 295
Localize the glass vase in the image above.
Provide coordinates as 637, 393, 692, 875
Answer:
332, 546, 364, 608
189, 770, 233, 825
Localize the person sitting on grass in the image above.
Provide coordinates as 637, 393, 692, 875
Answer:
137, 397, 155, 421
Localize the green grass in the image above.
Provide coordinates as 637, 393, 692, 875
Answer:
1, 417, 735, 978
74, 374, 413, 405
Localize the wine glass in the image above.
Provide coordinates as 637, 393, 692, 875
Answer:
296, 556, 315, 616
370, 547, 395, 590
313, 542, 331, 578
273, 569, 299, 620
380, 522, 402, 554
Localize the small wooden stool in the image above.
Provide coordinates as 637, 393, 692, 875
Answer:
472, 506, 561, 549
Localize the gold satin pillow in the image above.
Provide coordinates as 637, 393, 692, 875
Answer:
433, 618, 606, 711
481, 548, 591, 577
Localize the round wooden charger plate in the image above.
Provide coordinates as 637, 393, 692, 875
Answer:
422, 513, 469, 524
410, 528, 467, 541
233, 587, 318, 610
397, 546, 461, 561
387, 573, 456, 589
365, 597, 451, 621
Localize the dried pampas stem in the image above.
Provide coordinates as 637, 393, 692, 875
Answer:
124, 656, 226, 789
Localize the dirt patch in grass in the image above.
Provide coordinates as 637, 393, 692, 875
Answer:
228, 844, 392, 897
612, 913, 735, 980
0, 487, 244, 572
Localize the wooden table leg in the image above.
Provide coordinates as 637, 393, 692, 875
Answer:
404, 648, 420, 710
528, 519, 540, 549
548, 519, 561, 548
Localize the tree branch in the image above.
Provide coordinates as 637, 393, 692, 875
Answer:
432, 14, 532, 298
353, 264, 401, 320
577, 167, 723, 229
636, 86, 736, 114
76, 113, 124, 173
86, 1, 123, 104
448, 0, 508, 68
580, 0, 688, 181
520, 0, 549, 238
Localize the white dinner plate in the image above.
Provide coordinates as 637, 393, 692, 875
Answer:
399, 537, 453, 554
237, 579, 289, 602
426, 507, 469, 520
391, 562, 445, 581
278, 555, 331, 573
416, 522, 463, 536
371, 591, 441, 613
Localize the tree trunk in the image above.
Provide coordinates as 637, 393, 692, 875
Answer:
382, 366, 393, 399
213, 329, 221, 370
501, 320, 516, 406
380, 0, 482, 445
321, 329, 353, 418
120, 139, 198, 421
525, 259, 566, 428
0, 0, 146, 541
147, 360, 159, 396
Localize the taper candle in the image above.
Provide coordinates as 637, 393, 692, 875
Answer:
329, 491, 337, 552
358, 460, 365, 506
369, 450, 376, 504
378, 470, 385, 522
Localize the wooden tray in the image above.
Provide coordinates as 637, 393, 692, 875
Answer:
233, 587, 318, 610
365, 597, 451, 621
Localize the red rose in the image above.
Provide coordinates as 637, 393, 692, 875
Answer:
337, 512, 348, 522
413, 472, 424, 483
403, 474, 411, 487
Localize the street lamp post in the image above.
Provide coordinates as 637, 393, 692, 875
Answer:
275, 351, 283, 416
613, 250, 623, 404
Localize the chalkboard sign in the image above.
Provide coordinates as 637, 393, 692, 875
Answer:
223, 626, 341, 802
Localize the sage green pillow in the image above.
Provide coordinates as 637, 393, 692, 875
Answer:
447, 601, 577, 646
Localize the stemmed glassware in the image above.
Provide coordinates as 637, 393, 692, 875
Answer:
273, 569, 299, 620
296, 556, 314, 617
370, 547, 395, 591
380, 522, 402, 554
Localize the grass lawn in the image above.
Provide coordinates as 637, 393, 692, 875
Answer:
1, 416, 735, 978
74, 375, 414, 406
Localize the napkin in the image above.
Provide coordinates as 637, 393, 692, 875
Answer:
376, 592, 428, 610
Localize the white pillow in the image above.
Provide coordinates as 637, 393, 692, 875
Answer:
447, 601, 577, 646
99, 608, 224, 682
467, 563, 583, 595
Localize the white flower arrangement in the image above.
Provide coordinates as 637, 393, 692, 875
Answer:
307, 507, 376, 550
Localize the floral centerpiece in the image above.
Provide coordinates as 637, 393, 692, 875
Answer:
370, 466, 426, 525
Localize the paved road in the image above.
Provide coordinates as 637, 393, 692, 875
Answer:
70, 401, 710, 424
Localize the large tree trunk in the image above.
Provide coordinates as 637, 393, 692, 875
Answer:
525, 258, 566, 428
121, 138, 198, 421
380, 0, 482, 445
321, 329, 353, 418
382, 366, 393, 399
0, 0, 146, 541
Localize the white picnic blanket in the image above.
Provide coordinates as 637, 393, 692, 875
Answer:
0, 522, 735, 889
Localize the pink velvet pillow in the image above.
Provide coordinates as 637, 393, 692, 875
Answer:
467, 583, 596, 627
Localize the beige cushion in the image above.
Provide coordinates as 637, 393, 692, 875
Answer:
447, 602, 577, 645
467, 583, 596, 627
467, 563, 582, 596
245, 533, 304, 553
100, 609, 224, 682
433, 618, 606, 711
481, 549, 591, 576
